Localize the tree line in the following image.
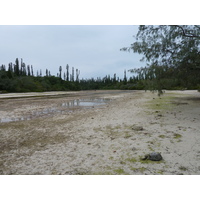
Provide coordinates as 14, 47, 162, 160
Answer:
121, 25, 200, 93
0, 58, 135, 93
2, 26, 200, 93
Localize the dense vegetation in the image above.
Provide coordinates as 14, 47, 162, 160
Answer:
121, 25, 200, 93
0, 58, 133, 93
1, 26, 200, 93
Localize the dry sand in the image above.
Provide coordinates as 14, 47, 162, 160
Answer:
0, 90, 200, 175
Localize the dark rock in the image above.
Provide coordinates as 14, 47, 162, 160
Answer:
148, 152, 163, 161
142, 152, 163, 161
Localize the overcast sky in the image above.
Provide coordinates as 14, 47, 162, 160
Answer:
0, 25, 145, 80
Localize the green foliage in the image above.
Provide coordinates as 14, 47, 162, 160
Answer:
79, 76, 130, 90
122, 25, 200, 68
122, 25, 200, 92
0, 58, 133, 92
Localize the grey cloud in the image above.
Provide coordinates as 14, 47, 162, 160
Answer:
0, 25, 144, 79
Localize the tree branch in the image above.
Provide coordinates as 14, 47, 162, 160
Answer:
173, 25, 200, 39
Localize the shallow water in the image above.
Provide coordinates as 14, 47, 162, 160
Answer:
0, 98, 111, 123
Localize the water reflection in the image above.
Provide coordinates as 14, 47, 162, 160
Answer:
0, 98, 111, 123
61, 98, 110, 107
0, 116, 32, 123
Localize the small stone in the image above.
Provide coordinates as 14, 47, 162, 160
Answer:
131, 147, 137, 151
132, 125, 144, 131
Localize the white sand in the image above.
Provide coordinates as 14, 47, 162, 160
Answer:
0, 90, 200, 174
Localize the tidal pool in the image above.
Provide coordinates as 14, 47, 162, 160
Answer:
0, 98, 111, 123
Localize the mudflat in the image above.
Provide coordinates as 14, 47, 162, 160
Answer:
0, 90, 200, 175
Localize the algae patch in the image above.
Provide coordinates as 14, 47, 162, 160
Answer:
146, 95, 176, 111
114, 168, 126, 175
173, 133, 182, 139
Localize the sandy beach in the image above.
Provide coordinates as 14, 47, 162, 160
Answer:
0, 90, 200, 175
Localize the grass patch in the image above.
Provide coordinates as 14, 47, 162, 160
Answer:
114, 168, 126, 175
126, 157, 138, 163
139, 158, 163, 164
130, 167, 147, 173
157, 170, 164, 174
146, 95, 176, 111
173, 133, 182, 139
158, 134, 166, 139
179, 166, 187, 171
93, 171, 114, 175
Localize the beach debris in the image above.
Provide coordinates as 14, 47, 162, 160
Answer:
141, 152, 163, 161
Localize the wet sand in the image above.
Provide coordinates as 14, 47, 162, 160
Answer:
0, 90, 200, 175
